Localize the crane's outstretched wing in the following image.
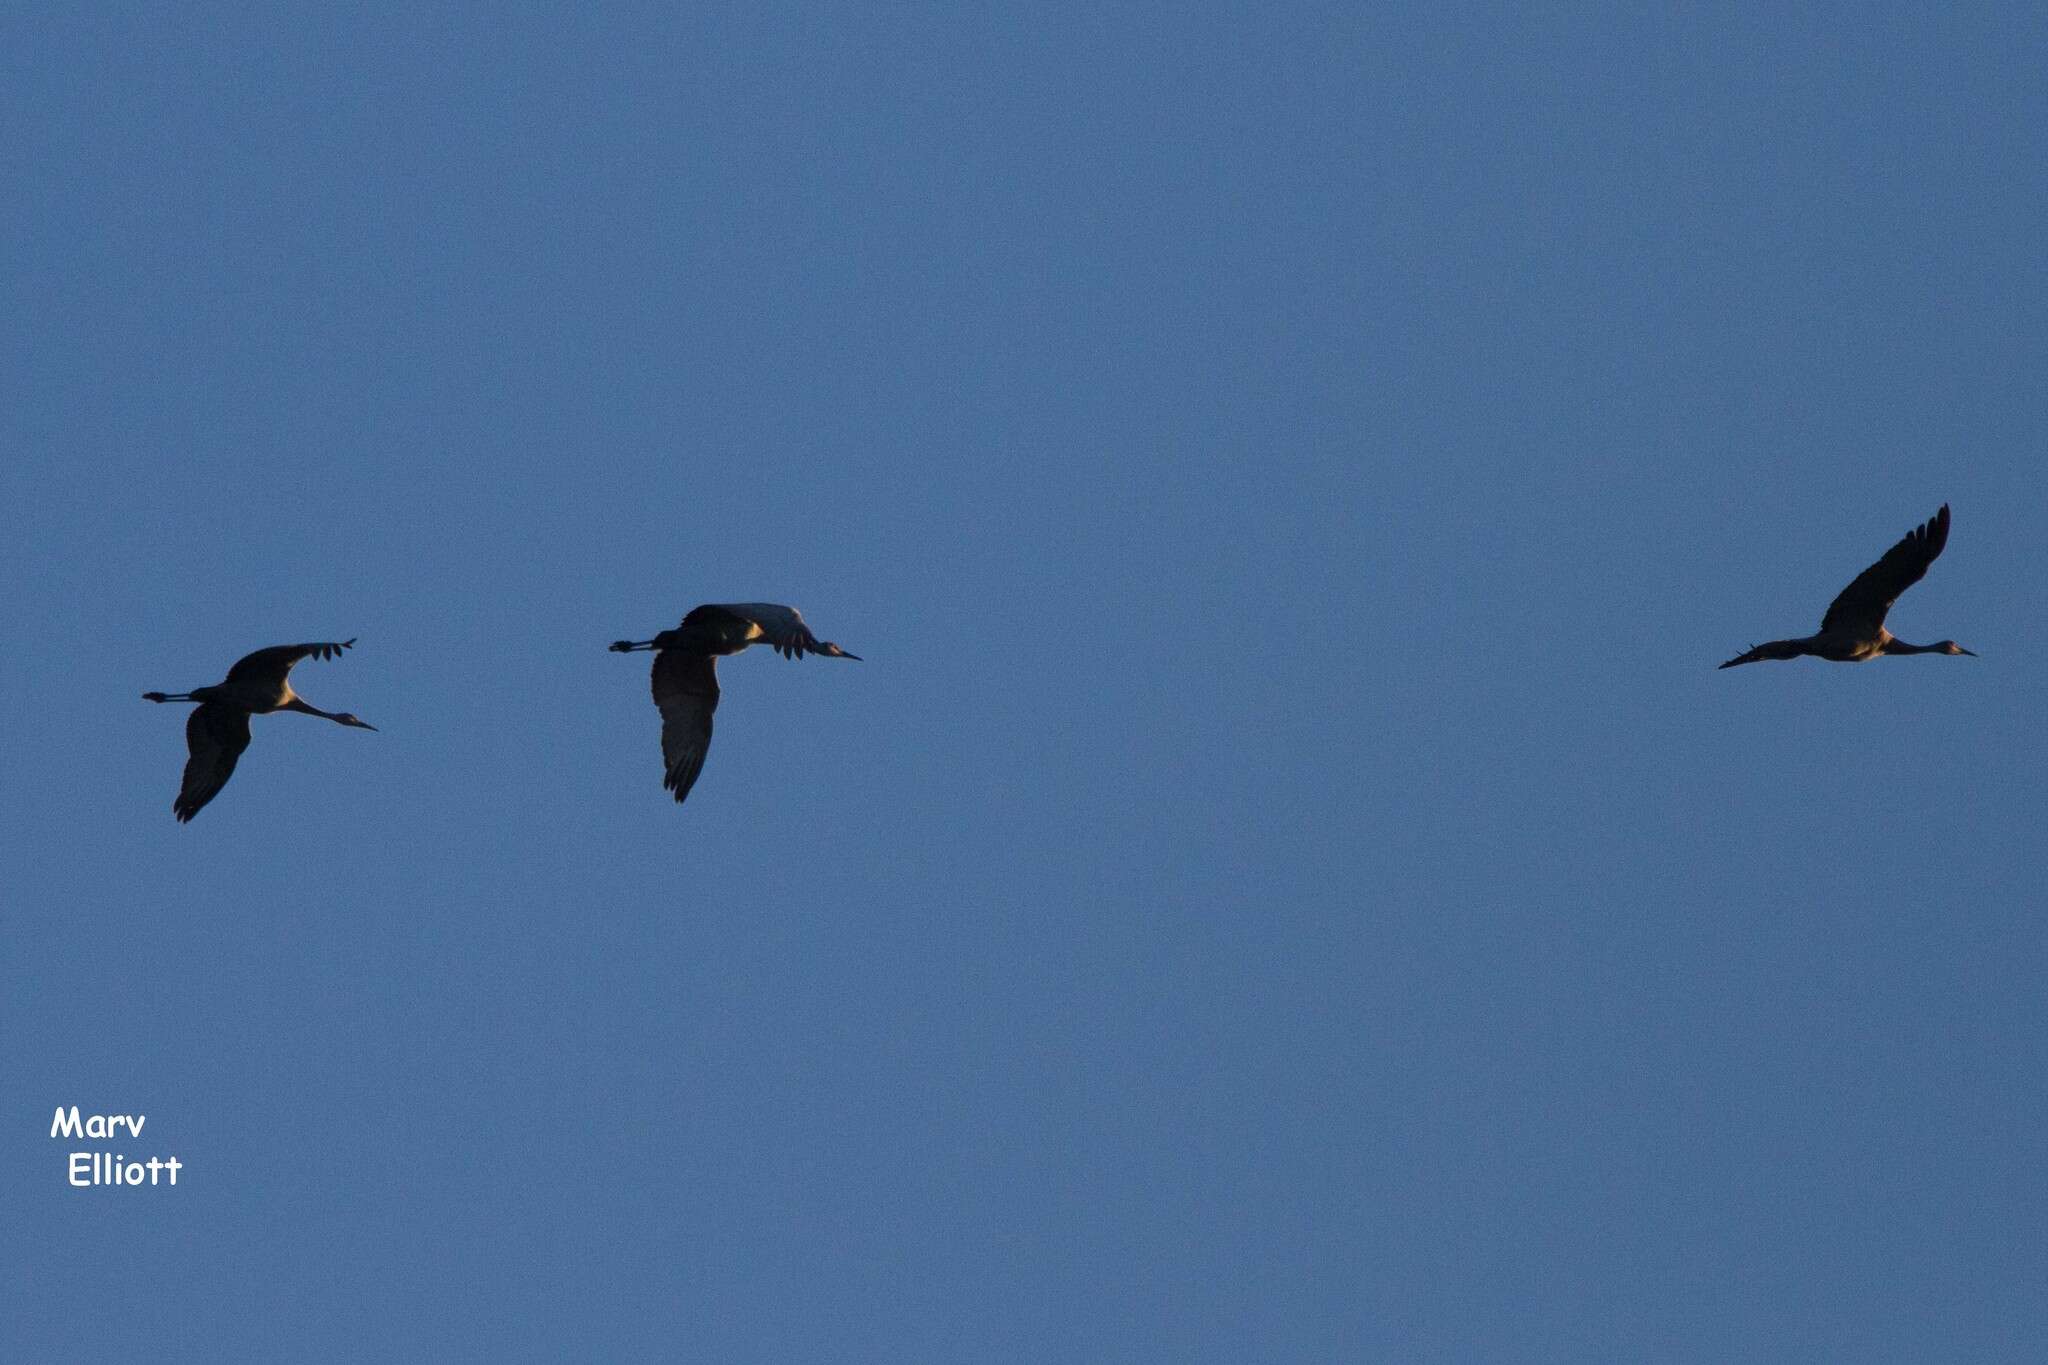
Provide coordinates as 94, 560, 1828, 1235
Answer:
1820, 506, 1950, 634
708, 603, 857, 659
653, 650, 720, 803
175, 703, 253, 821
224, 639, 357, 684
704, 603, 820, 657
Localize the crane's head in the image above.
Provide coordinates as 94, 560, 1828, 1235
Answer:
1938, 641, 1978, 657
334, 713, 379, 730
818, 641, 862, 660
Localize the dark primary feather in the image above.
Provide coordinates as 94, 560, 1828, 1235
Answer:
653, 650, 720, 803
703, 603, 831, 659
1820, 505, 1950, 634
175, 704, 252, 822
224, 639, 357, 684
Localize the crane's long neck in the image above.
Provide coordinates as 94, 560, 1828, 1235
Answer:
1881, 638, 1941, 655
280, 697, 345, 722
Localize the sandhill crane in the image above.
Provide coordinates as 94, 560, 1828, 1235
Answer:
1720, 504, 1977, 669
143, 639, 377, 821
609, 603, 860, 804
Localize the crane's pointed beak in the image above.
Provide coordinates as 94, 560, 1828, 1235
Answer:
1961, 647, 1979, 657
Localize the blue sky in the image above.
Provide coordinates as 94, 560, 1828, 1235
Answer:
4, 4, 2044, 1360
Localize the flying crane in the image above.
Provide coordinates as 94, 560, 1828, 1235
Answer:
610, 604, 861, 805
143, 639, 377, 821
1720, 505, 1976, 669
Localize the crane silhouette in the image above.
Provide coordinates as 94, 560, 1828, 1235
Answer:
610, 604, 860, 805
1720, 504, 1977, 669
143, 640, 377, 821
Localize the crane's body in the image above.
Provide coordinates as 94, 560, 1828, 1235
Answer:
1720, 505, 1976, 670
143, 639, 376, 821
171, 672, 320, 715
610, 603, 860, 805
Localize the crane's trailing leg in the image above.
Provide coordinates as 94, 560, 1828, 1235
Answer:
1717, 638, 1814, 669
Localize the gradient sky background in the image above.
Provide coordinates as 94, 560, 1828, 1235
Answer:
4, 5, 2045, 1360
